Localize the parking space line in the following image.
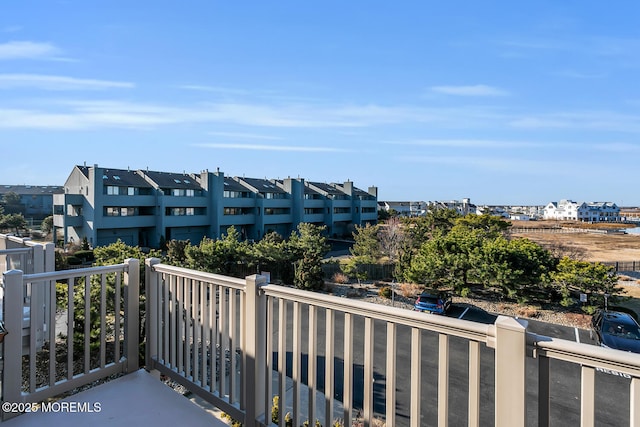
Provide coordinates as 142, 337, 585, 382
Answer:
458, 307, 470, 319
575, 327, 580, 343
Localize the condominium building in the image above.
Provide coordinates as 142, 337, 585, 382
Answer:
53, 165, 378, 248
543, 199, 620, 222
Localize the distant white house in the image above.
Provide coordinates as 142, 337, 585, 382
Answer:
378, 201, 426, 216
543, 199, 620, 222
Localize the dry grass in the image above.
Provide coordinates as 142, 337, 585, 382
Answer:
511, 221, 640, 262
516, 306, 540, 319
398, 283, 422, 298
332, 272, 350, 284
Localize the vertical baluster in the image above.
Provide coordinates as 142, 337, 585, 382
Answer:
67, 278, 74, 380
438, 334, 449, 427
581, 366, 595, 427
177, 275, 184, 375
343, 313, 354, 427
115, 272, 121, 362
185, 278, 191, 379
265, 296, 274, 424
278, 299, 287, 427
170, 274, 177, 369
386, 322, 397, 427
84, 274, 90, 374
468, 341, 480, 427
219, 285, 229, 398
410, 328, 422, 427
100, 273, 106, 369
363, 317, 374, 427
293, 301, 302, 425
325, 308, 335, 427
229, 288, 237, 404
308, 305, 318, 426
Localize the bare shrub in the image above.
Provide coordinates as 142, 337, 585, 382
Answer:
516, 306, 540, 318
399, 283, 422, 298
332, 272, 350, 284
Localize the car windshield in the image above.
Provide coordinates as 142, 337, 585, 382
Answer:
418, 295, 439, 304
603, 319, 640, 340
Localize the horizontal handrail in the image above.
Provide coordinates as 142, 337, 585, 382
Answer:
152, 263, 246, 290
262, 283, 495, 343
22, 263, 128, 282
0, 248, 32, 255
528, 332, 640, 377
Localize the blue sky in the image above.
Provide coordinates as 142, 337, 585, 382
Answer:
1, 1, 640, 205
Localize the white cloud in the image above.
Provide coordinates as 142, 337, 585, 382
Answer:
195, 143, 350, 153
0, 41, 62, 60
430, 84, 509, 97
0, 74, 134, 90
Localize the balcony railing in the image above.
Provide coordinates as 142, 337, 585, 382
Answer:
2, 259, 640, 426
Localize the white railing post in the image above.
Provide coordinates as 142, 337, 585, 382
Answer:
43, 243, 55, 273
244, 274, 268, 427
2, 270, 24, 420
145, 258, 161, 371
124, 258, 140, 373
494, 316, 527, 427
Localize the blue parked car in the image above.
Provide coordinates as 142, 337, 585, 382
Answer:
414, 292, 451, 315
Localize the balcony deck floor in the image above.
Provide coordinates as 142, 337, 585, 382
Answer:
3, 370, 227, 427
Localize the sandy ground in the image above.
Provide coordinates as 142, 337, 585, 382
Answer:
510, 220, 640, 262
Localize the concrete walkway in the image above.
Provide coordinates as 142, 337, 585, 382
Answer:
3, 370, 227, 427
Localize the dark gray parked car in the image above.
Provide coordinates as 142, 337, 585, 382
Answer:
590, 310, 640, 353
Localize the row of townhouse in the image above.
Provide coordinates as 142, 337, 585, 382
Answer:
53, 165, 378, 248
0, 185, 63, 220
543, 199, 620, 222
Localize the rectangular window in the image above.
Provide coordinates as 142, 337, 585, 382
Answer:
106, 186, 119, 195
172, 189, 185, 197
224, 190, 249, 198
106, 207, 119, 216
304, 208, 324, 215
186, 189, 195, 197
127, 187, 135, 196
186, 207, 194, 216
264, 192, 285, 199
265, 207, 291, 215
333, 207, 351, 214
224, 207, 253, 215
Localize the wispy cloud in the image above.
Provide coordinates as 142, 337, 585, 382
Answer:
177, 85, 250, 95
386, 139, 541, 149
2, 26, 22, 33
510, 111, 640, 133
195, 143, 350, 153
396, 154, 572, 175
208, 131, 282, 140
0, 41, 63, 60
0, 74, 134, 90
430, 84, 509, 97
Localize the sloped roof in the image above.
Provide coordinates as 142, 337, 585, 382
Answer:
223, 177, 250, 192
0, 185, 64, 195
307, 182, 346, 196
101, 168, 152, 187
142, 170, 202, 190
238, 177, 286, 194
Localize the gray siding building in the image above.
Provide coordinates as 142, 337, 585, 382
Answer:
53, 165, 378, 248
